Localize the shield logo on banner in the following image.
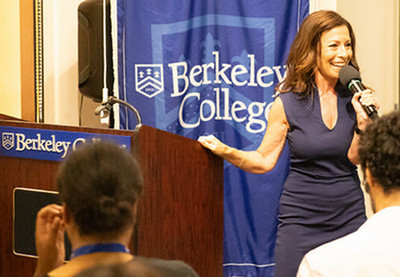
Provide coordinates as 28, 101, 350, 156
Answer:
135, 64, 164, 98
2, 132, 14, 150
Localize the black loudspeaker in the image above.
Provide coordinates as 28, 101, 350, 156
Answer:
78, 0, 113, 102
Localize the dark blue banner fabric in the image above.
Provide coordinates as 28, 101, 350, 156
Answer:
117, 1, 308, 276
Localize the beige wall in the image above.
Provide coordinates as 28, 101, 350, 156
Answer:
43, 0, 86, 126
0, 0, 21, 118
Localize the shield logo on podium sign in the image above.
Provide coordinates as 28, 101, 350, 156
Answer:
2, 133, 14, 151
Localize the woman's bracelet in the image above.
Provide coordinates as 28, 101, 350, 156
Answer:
354, 126, 363, 135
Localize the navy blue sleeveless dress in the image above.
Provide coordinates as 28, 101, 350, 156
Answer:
274, 89, 366, 277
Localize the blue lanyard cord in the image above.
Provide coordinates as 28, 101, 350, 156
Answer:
70, 243, 131, 260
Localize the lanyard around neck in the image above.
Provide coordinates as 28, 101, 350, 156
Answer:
70, 243, 131, 260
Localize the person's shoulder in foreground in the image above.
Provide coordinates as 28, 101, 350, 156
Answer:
75, 256, 200, 277
297, 110, 400, 277
297, 206, 400, 276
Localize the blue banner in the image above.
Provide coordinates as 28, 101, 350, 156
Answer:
0, 126, 131, 161
116, 1, 309, 276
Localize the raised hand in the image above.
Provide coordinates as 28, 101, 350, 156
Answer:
351, 89, 380, 130
33, 204, 66, 277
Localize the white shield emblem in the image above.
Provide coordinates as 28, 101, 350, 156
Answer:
2, 132, 14, 150
135, 64, 164, 98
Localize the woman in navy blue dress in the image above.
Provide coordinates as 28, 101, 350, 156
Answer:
198, 10, 380, 277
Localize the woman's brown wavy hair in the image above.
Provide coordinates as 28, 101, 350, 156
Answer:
276, 10, 360, 96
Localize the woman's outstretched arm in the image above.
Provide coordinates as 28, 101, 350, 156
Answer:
198, 97, 289, 174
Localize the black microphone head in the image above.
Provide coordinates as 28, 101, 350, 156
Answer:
339, 65, 362, 89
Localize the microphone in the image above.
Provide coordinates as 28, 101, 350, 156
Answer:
95, 96, 142, 130
94, 104, 111, 116
339, 65, 379, 120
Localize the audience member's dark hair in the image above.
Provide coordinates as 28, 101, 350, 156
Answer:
358, 110, 400, 194
56, 141, 143, 235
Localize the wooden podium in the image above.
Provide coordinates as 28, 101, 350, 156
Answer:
0, 114, 223, 276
